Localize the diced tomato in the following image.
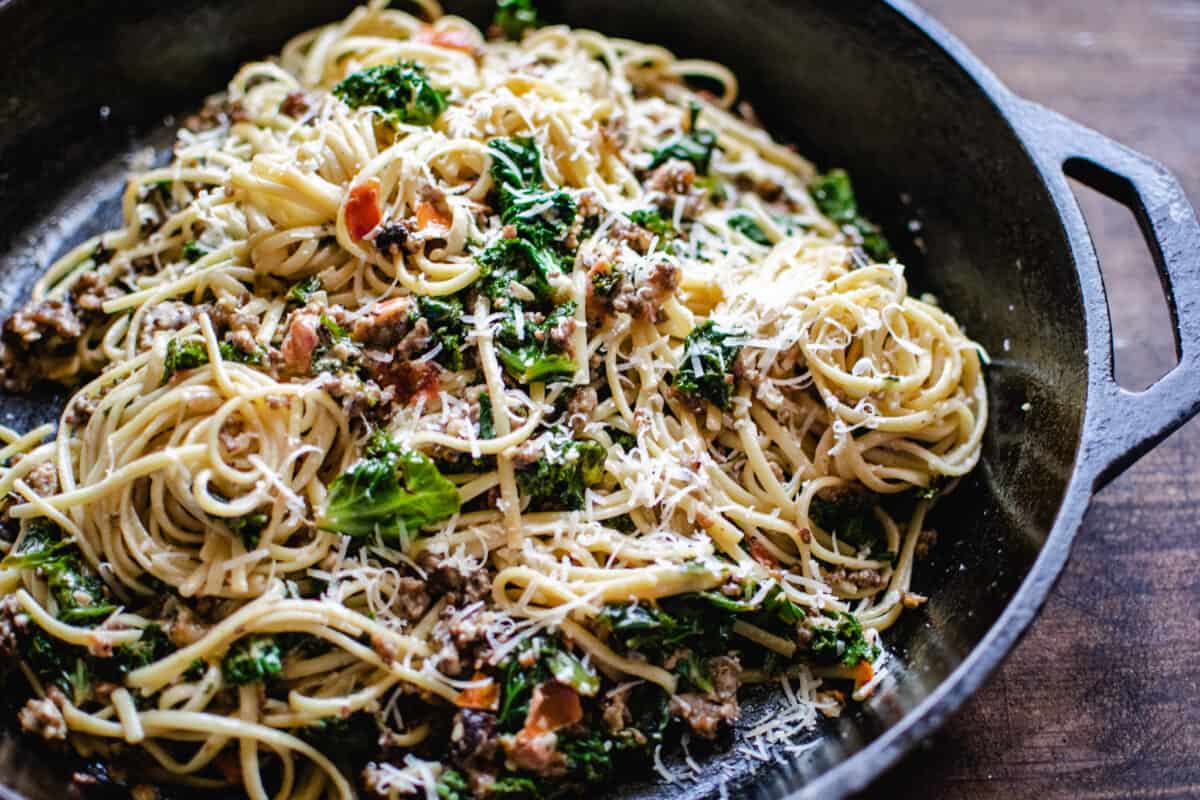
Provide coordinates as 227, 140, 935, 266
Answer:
417, 24, 477, 53
455, 672, 499, 711
345, 177, 382, 240
851, 660, 874, 691
415, 201, 452, 232
521, 682, 582, 736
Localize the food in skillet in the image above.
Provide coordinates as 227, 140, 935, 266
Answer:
0, 0, 985, 796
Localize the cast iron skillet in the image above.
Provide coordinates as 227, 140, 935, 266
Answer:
0, 1, 1197, 798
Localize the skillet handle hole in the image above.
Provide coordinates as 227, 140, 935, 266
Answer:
1064, 161, 1179, 391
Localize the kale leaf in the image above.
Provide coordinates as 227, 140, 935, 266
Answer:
228, 512, 269, 549
669, 320, 744, 410
435, 768, 472, 800
477, 238, 557, 301
495, 635, 598, 732
296, 712, 380, 763
286, 275, 323, 305
5, 520, 115, 626
493, 0, 541, 40
181, 240, 208, 262
728, 211, 771, 246
809, 492, 885, 552
318, 434, 460, 538
412, 294, 467, 371
221, 636, 283, 685
649, 102, 717, 174
332, 62, 447, 126
808, 169, 891, 263
809, 612, 878, 667
495, 301, 578, 384
219, 341, 266, 365
514, 427, 605, 511
162, 337, 209, 383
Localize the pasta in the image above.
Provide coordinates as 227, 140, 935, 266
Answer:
0, 1, 986, 798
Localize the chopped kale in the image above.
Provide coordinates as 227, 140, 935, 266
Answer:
669, 320, 744, 410
227, 512, 269, 549
477, 238, 557, 301
318, 433, 461, 538
809, 491, 885, 552
221, 636, 283, 685
495, 301, 578, 384
809, 169, 892, 262
596, 593, 735, 659
489, 776, 543, 799
606, 426, 637, 451
181, 240, 208, 262
489, 136, 544, 191
95, 624, 173, 683
218, 341, 266, 365
1, 518, 72, 570
495, 635, 597, 732
296, 712, 379, 763
162, 338, 209, 383
332, 62, 447, 126
493, 0, 541, 40
809, 612, 878, 667
34, 543, 115, 626
514, 427, 605, 511
728, 211, 771, 246
435, 768, 472, 800
286, 275, 323, 305
412, 294, 467, 371
477, 392, 495, 440
649, 102, 717, 175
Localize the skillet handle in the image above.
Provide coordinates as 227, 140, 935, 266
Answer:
1015, 100, 1200, 489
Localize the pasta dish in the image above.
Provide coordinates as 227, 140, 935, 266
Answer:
0, 1, 986, 797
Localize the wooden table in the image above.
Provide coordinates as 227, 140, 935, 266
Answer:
862, 2, 1200, 797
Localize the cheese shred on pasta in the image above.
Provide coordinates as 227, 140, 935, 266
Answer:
0, 2, 985, 798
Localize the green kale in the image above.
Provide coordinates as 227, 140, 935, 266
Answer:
495, 635, 598, 732
24, 630, 85, 700
309, 313, 360, 375
728, 211, 771, 246
669, 320, 744, 410
412, 295, 467, 371
94, 624, 174, 683
34, 541, 115, 626
162, 337, 209, 383
606, 426, 637, 451
332, 62, 447, 126
478, 393, 495, 440
218, 341, 266, 365
649, 102, 717, 174
809, 612, 878, 667
808, 169, 891, 262
488, 776, 543, 799
435, 768, 472, 800
286, 275, 323, 305
221, 636, 283, 685
183, 659, 208, 681
228, 512, 269, 549
181, 240, 209, 262
495, 302, 578, 384
596, 593, 736, 659
514, 427, 605, 511
493, 0, 541, 40
627, 208, 677, 251
318, 434, 460, 538
590, 265, 622, 298
809, 492, 885, 552
488, 137, 576, 249
502, 187, 577, 248
1, 518, 73, 569
489, 136, 543, 191
297, 713, 379, 763
477, 238, 557, 301
674, 652, 714, 694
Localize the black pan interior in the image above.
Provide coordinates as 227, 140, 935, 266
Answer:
0, 1, 1085, 797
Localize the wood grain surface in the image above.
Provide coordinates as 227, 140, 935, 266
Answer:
861, 2, 1200, 798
